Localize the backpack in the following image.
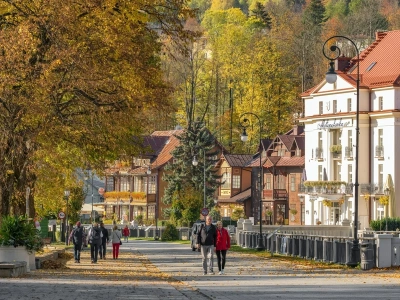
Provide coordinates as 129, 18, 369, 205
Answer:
92, 228, 101, 242
72, 227, 82, 244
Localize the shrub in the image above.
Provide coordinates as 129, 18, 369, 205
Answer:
370, 217, 400, 231
161, 223, 179, 241
0, 215, 43, 253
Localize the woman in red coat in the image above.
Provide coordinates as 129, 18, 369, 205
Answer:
122, 225, 130, 242
215, 221, 231, 275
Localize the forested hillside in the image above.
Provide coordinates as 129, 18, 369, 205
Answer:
160, 0, 400, 153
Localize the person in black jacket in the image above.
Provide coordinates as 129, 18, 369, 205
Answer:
196, 215, 217, 275
99, 222, 109, 260
70, 221, 84, 263
87, 223, 103, 263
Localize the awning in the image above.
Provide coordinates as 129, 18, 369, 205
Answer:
218, 188, 251, 204
81, 203, 104, 214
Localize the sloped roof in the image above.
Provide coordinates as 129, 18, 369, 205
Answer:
303, 30, 400, 97
222, 154, 254, 167
276, 156, 305, 167
263, 156, 281, 168
150, 133, 181, 169
217, 188, 251, 203
294, 136, 305, 151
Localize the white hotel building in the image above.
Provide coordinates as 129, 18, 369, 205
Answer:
300, 30, 400, 229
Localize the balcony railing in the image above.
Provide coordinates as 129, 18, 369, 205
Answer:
345, 146, 353, 158
315, 147, 323, 160
360, 183, 385, 195
375, 145, 384, 158
298, 182, 353, 195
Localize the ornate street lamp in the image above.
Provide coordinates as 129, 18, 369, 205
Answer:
239, 112, 264, 251
299, 195, 304, 225
323, 36, 360, 266
64, 190, 70, 246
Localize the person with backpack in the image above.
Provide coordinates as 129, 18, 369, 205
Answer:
196, 215, 217, 275
109, 225, 123, 259
87, 222, 103, 263
69, 221, 84, 263
99, 222, 109, 260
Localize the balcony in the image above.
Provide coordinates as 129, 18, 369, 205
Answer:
299, 181, 352, 195
360, 183, 385, 195
263, 189, 288, 200
344, 146, 353, 159
315, 147, 324, 161
375, 145, 384, 159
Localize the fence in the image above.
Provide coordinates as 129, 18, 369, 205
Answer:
237, 230, 378, 267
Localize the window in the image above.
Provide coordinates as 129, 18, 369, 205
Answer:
318, 165, 323, 181
222, 172, 231, 189
378, 164, 383, 192
348, 164, 353, 184
378, 129, 383, 146
277, 175, 285, 189
347, 98, 352, 112
148, 205, 155, 220
290, 175, 296, 192
265, 175, 271, 190
232, 175, 240, 189
333, 100, 337, 113
148, 176, 156, 194
319, 101, 323, 115
134, 176, 142, 192
120, 176, 130, 192
379, 96, 383, 110
106, 176, 114, 192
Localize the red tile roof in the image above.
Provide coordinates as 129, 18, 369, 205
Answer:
303, 30, 400, 96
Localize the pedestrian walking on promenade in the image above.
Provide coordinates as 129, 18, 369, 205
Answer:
99, 222, 109, 259
110, 225, 123, 259
69, 221, 84, 263
215, 221, 230, 275
122, 225, 130, 242
196, 215, 217, 275
87, 223, 103, 263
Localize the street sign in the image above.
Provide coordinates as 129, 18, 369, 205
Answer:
58, 211, 65, 219
201, 208, 209, 217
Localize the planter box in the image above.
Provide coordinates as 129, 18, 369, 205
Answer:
0, 246, 35, 272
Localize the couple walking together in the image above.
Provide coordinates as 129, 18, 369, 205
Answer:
196, 215, 231, 275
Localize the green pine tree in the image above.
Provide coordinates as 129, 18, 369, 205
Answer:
162, 120, 222, 225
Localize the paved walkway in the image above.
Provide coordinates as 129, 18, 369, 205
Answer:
0, 241, 400, 299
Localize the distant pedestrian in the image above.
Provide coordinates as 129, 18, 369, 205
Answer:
87, 223, 103, 263
196, 215, 217, 275
69, 221, 84, 263
122, 225, 130, 242
99, 222, 109, 260
215, 221, 230, 275
110, 225, 123, 259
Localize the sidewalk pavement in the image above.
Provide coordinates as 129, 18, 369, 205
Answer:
130, 240, 400, 299
0, 240, 400, 299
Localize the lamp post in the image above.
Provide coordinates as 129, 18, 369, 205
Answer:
192, 151, 206, 212
299, 195, 304, 225
323, 36, 360, 266
64, 190, 70, 245
239, 112, 264, 251
384, 188, 390, 232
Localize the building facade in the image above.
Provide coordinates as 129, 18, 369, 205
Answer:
301, 30, 400, 228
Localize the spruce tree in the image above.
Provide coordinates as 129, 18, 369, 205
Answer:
162, 120, 221, 225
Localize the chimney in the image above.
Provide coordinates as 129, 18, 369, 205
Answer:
335, 55, 351, 72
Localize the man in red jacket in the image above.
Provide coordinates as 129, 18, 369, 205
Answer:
215, 220, 231, 275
